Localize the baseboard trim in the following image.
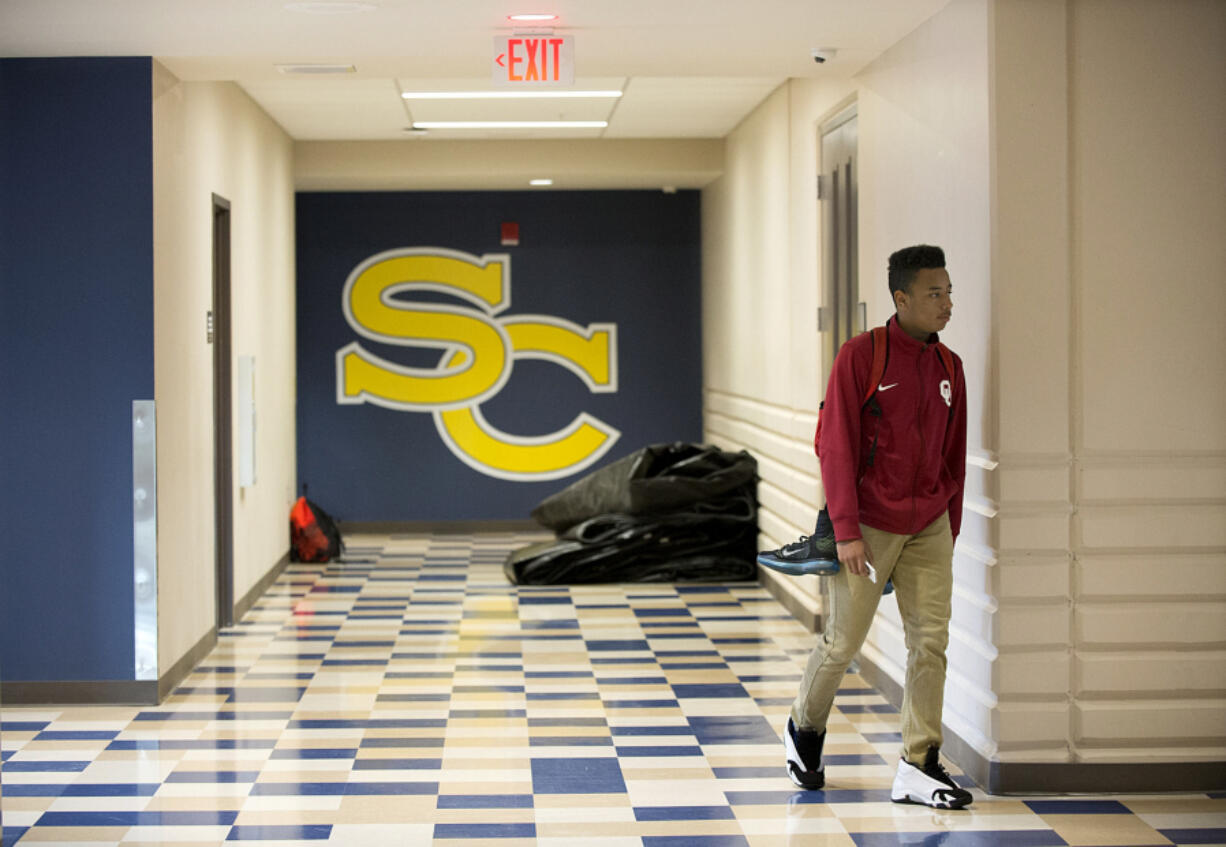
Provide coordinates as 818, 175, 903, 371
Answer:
0, 679, 158, 706
853, 651, 1226, 794
235, 550, 290, 622
2, 552, 288, 708
156, 626, 217, 703
339, 520, 542, 534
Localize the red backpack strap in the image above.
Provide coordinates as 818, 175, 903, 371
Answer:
863, 325, 890, 407
814, 323, 891, 458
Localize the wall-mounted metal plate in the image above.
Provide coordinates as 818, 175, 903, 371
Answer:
132, 400, 158, 681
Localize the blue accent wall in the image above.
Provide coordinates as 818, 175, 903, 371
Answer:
296, 190, 703, 521
0, 58, 154, 681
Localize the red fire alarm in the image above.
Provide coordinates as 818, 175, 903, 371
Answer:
501, 222, 519, 246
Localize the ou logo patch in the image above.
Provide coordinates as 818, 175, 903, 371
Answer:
940, 379, 952, 408
335, 247, 620, 481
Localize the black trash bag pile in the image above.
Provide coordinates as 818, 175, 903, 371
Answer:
505, 442, 759, 585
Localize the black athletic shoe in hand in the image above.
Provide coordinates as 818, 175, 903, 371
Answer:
757, 509, 838, 576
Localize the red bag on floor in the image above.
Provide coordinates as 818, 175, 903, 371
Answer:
290, 495, 343, 562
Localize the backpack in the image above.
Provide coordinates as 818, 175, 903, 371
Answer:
289, 493, 343, 563
813, 322, 956, 458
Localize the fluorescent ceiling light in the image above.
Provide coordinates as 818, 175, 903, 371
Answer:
508, 13, 558, 22
412, 121, 607, 129
402, 90, 621, 100
529, 179, 554, 186
284, 1, 376, 13
277, 63, 357, 74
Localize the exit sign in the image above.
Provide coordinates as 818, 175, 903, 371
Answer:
493, 35, 574, 87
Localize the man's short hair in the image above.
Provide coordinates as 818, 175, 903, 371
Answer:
888, 245, 946, 297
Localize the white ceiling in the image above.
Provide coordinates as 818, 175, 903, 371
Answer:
1, 0, 950, 141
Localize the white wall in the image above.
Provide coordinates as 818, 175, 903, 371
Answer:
988, 0, 1226, 768
701, 76, 854, 616
1065, 0, 1226, 763
703, 0, 1226, 780
152, 62, 297, 674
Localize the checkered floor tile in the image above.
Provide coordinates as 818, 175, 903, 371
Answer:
2, 532, 1222, 845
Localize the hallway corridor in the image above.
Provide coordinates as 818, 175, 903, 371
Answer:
2, 531, 1223, 845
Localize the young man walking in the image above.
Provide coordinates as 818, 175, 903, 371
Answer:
783, 244, 972, 809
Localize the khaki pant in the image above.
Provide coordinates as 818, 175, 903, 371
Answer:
790, 512, 954, 764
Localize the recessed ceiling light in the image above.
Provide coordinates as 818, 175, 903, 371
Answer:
412, 121, 606, 130
402, 90, 621, 100
276, 63, 357, 74
508, 13, 558, 22
284, 1, 376, 13
530, 179, 554, 186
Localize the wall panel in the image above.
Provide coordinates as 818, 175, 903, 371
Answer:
0, 57, 154, 683
152, 69, 297, 675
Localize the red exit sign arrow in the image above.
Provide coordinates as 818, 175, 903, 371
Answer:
493, 35, 574, 86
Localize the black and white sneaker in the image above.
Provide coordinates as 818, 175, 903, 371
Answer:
784, 716, 825, 789
757, 510, 839, 576
890, 747, 973, 809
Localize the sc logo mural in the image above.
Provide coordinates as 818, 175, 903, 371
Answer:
335, 247, 620, 481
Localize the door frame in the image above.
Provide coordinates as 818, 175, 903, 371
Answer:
212, 193, 234, 629
819, 101, 860, 391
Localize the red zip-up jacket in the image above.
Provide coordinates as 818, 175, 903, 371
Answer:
820, 316, 967, 544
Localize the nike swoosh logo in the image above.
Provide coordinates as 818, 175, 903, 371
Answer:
878, 383, 899, 392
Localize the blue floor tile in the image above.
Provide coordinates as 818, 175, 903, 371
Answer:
673, 683, 750, 698
852, 833, 1067, 847
433, 823, 537, 838
612, 725, 696, 737
227, 824, 332, 840
531, 756, 626, 794
635, 806, 737, 821
437, 794, 534, 809
37, 810, 240, 827
689, 715, 779, 745
586, 639, 652, 651
33, 729, 120, 740
603, 699, 679, 709
4, 760, 90, 772
352, 757, 442, 770
1159, 829, 1226, 845
62, 782, 162, 796
531, 736, 613, 746
359, 737, 446, 748
1025, 799, 1131, 814
616, 745, 704, 757
166, 770, 261, 783
641, 836, 750, 847
107, 738, 278, 750
288, 718, 446, 729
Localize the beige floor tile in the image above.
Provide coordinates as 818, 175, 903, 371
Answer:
1040, 813, 1174, 846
